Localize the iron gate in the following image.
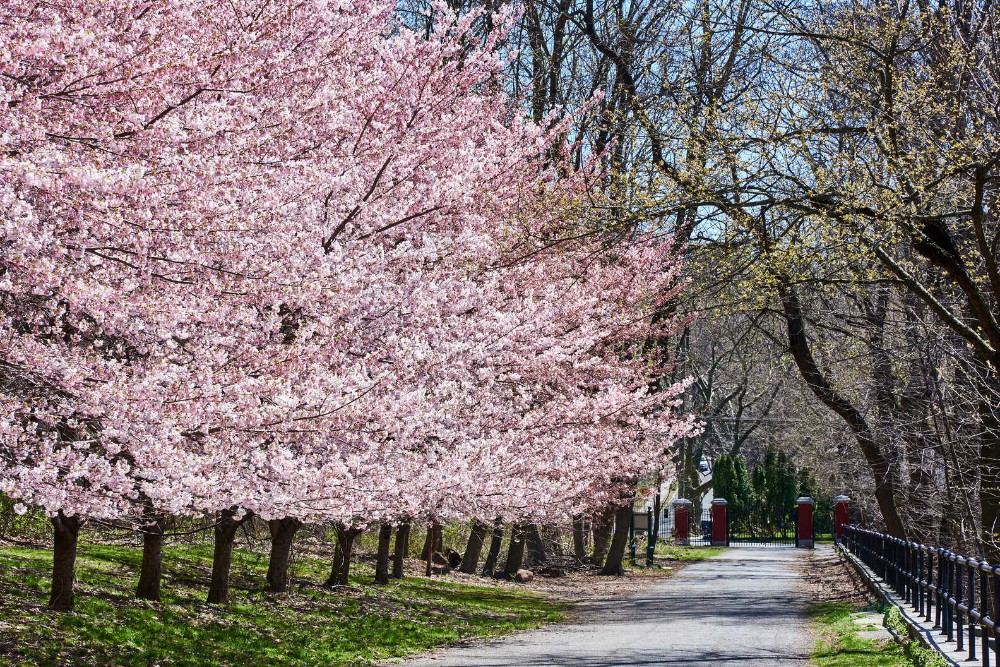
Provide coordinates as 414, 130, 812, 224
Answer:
692, 506, 713, 546
727, 504, 797, 545
661, 505, 715, 545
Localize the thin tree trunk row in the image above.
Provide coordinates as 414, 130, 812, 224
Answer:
48, 507, 641, 611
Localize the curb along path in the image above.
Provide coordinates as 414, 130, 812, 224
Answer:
395, 546, 815, 666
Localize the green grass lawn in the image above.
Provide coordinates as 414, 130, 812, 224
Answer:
0, 541, 567, 667
809, 602, 945, 667
652, 543, 725, 561
810, 602, 907, 667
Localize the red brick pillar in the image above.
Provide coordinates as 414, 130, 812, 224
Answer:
796, 497, 814, 548
672, 499, 691, 546
834, 495, 850, 542
711, 499, 727, 546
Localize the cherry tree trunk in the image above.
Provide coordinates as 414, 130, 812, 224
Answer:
324, 524, 361, 586
391, 522, 410, 579
503, 523, 527, 578
48, 512, 83, 611
420, 523, 432, 561
423, 525, 434, 576
337, 527, 362, 585
338, 528, 361, 586
323, 524, 346, 587
525, 523, 547, 566
265, 517, 302, 593
422, 522, 443, 576
373, 523, 393, 584
207, 508, 250, 604
421, 521, 443, 561
599, 504, 633, 576
481, 520, 504, 576
459, 520, 489, 574
421, 527, 431, 562
591, 507, 614, 565
571, 515, 588, 563
136, 513, 167, 601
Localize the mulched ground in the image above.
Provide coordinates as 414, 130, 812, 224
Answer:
418, 555, 693, 606
798, 547, 876, 606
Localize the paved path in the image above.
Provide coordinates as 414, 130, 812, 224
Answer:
396, 546, 816, 666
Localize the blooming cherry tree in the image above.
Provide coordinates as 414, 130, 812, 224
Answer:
0, 0, 695, 608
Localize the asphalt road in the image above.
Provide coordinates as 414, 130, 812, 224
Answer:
395, 546, 814, 667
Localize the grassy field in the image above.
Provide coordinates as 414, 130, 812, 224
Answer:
808, 602, 945, 667
0, 540, 567, 667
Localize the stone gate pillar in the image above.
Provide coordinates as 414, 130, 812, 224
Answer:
834, 495, 850, 543
711, 499, 728, 546
672, 499, 692, 546
796, 497, 814, 548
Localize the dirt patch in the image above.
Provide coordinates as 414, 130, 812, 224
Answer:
798, 548, 876, 606
428, 560, 689, 604
521, 564, 686, 602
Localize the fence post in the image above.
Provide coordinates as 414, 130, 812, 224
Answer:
646, 508, 655, 567
672, 499, 692, 546
834, 495, 850, 543
711, 499, 728, 547
629, 511, 636, 565
796, 497, 815, 548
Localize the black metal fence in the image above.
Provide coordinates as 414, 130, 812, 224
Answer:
727, 504, 797, 546
813, 504, 833, 542
842, 525, 999, 666
692, 507, 713, 546
660, 505, 714, 545
660, 501, 827, 547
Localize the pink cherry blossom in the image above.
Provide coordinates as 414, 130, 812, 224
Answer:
0, 0, 697, 529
